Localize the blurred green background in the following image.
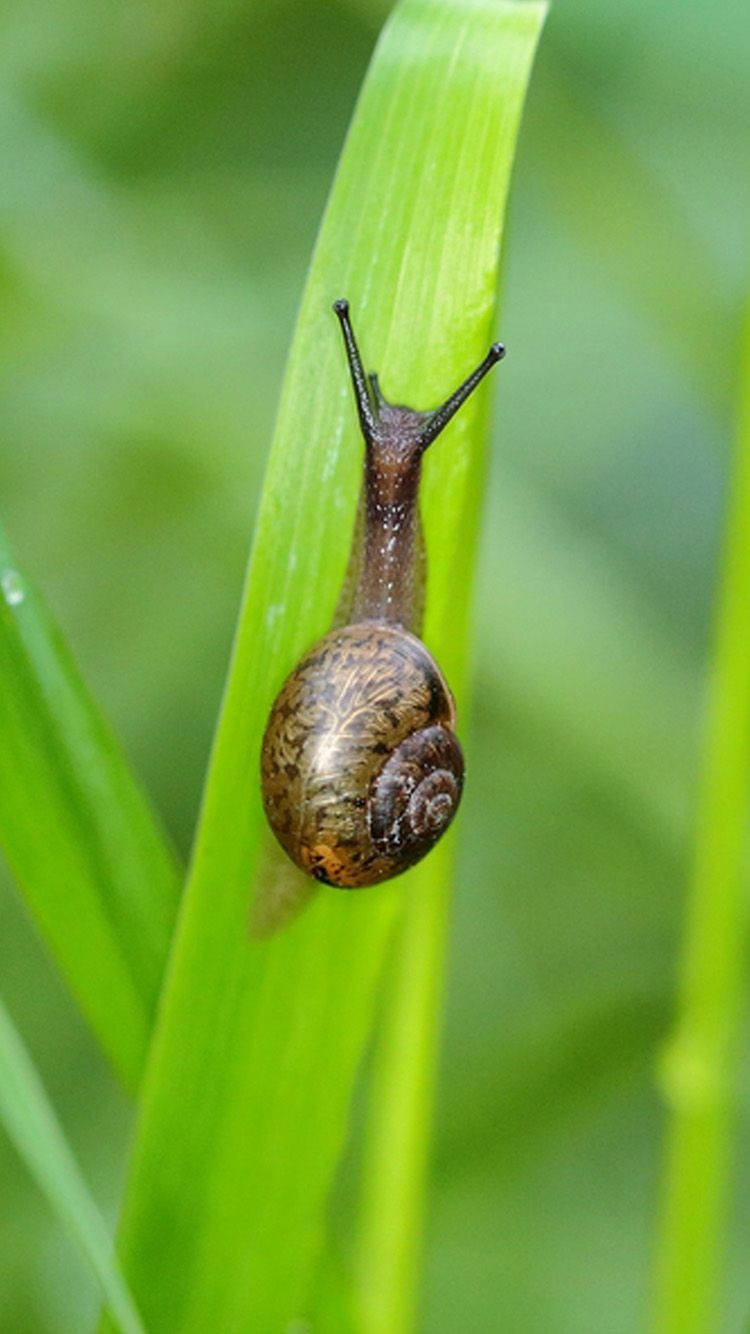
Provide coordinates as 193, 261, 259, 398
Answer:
1, 0, 748, 1329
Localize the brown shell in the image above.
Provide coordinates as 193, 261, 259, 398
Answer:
260, 622, 464, 887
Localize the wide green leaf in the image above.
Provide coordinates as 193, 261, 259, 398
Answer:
108, 2, 545, 1330
0, 522, 180, 1090
0, 997, 145, 1334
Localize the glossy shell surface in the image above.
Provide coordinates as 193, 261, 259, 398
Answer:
260, 622, 464, 887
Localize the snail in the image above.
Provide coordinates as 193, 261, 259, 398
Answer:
260, 299, 504, 888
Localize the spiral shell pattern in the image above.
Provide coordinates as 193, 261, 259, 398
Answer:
368, 725, 463, 857
260, 622, 464, 887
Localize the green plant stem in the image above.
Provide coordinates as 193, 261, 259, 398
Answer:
354, 845, 451, 1334
652, 311, 750, 1331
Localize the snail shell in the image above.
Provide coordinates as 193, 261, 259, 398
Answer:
261, 622, 464, 888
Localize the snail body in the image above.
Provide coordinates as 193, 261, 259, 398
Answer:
261, 300, 504, 888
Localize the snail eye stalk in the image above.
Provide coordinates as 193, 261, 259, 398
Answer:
333, 298, 378, 441
418, 342, 505, 451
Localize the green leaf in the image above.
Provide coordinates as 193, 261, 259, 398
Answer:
0, 522, 180, 1090
108, 2, 546, 1330
652, 310, 750, 1330
0, 997, 145, 1334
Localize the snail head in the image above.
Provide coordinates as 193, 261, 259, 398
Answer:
333, 298, 505, 463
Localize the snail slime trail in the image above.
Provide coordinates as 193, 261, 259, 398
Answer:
260, 300, 505, 889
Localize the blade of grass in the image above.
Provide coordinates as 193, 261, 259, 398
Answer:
652, 309, 750, 1331
107, 3, 546, 1330
0, 997, 145, 1334
0, 522, 180, 1091
352, 843, 453, 1334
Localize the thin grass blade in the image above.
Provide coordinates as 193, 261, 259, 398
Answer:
652, 310, 750, 1330
0, 998, 145, 1334
0, 523, 180, 1090
108, 3, 546, 1329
